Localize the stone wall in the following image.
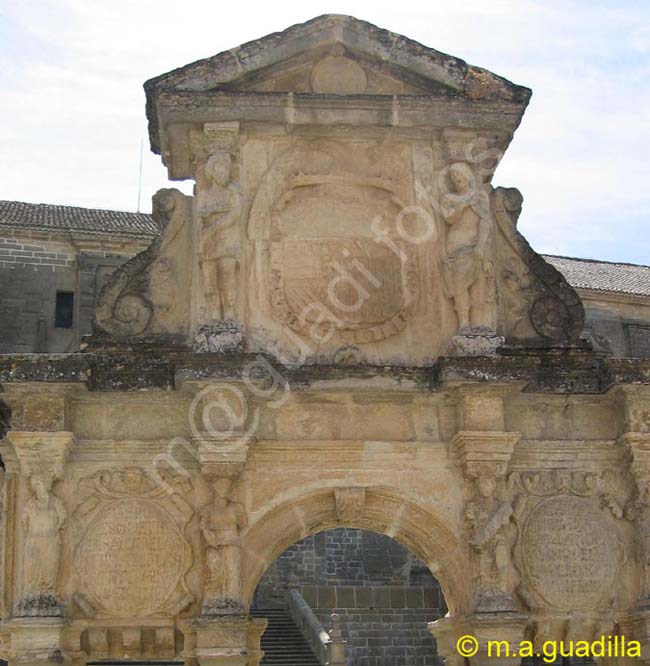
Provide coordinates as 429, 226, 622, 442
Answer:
303, 584, 444, 666
0, 230, 148, 353
254, 529, 438, 607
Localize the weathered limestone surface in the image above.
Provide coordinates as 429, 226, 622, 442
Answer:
0, 14, 649, 666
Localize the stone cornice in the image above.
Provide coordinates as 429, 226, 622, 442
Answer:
0, 350, 649, 393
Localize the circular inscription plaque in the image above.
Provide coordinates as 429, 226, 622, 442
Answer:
522, 496, 618, 610
77, 498, 184, 616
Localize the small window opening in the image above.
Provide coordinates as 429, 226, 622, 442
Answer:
54, 291, 74, 328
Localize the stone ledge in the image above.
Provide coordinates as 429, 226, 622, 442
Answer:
0, 349, 648, 394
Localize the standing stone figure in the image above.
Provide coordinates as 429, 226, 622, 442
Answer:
466, 473, 519, 612
440, 162, 494, 332
198, 151, 241, 322
20, 474, 67, 615
625, 484, 650, 601
199, 477, 247, 614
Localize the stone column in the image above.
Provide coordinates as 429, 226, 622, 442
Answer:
0, 430, 72, 665
431, 613, 527, 666
431, 383, 528, 666
616, 386, 650, 665
189, 391, 265, 665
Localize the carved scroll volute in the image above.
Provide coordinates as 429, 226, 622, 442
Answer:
93, 188, 192, 341
5, 431, 72, 617
334, 487, 366, 523
492, 186, 585, 343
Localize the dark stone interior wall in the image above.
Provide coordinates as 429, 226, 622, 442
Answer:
255, 529, 444, 666
256, 529, 436, 602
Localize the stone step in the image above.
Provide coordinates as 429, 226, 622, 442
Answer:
251, 608, 322, 666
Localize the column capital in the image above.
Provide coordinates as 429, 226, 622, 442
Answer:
2, 431, 73, 478
193, 434, 253, 480
451, 431, 520, 480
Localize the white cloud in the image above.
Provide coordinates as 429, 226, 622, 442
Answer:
1, 0, 648, 262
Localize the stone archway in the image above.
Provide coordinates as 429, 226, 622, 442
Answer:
239, 485, 466, 616
251, 525, 446, 666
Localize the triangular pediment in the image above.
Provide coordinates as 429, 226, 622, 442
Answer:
145, 14, 530, 153
215, 44, 437, 96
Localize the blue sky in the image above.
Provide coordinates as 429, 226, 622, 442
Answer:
1, 0, 648, 263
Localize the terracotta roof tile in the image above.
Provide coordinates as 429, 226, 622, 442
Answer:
544, 255, 650, 297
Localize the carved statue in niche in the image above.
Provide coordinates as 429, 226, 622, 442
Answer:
20, 473, 66, 615
198, 151, 242, 322
440, 162, 494, 332
465, 473, 519, 612
199, 477, 247, 614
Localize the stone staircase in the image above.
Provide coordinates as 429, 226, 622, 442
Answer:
251, 607, 322, 666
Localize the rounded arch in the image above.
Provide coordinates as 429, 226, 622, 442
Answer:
240, 485, 469, 614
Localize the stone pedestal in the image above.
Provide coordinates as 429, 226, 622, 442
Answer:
192, 614, 267, 666
618, 606, 650, 666
1, 617, 66, 665
430, 612, 528, 666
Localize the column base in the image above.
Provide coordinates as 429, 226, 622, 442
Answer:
0, 617, 67, 665
191, 614, 267, 666
429, 611, 528, 666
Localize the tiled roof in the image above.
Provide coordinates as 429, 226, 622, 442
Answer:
1, 200, 648, 297
544, 255, 650, 298
0, 200, 158, 238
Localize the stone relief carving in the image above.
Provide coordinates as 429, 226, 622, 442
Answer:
70, 468, 194, 618
19, 472, 67, 616
492, 186, 585, 342
622, 443, 650, 603
509, 470, 626, 614
464, 473, 519, 612
199, 477, 247, 615
7, 431, 72, 618
334, 487, 366, 523
626, 495, 650, 602
248, 141, 417, 347
520, 496, 619, 611
440, 162, 495, 333
93, 188, 192, 341
197, 150, 242, 323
